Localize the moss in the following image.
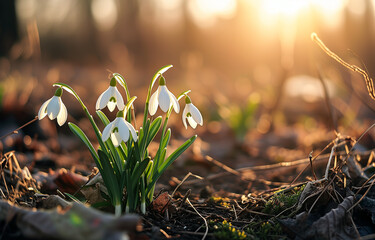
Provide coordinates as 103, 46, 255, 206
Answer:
210, 220, 247, 240
209, 196, 232, 209
262, 185, 305, 215
244, 221, 285, 240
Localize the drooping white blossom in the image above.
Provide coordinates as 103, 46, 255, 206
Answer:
102, 111, 137, 147
96, 77, 125, 112
38, 88, 68, 126
149, 76, 179, 116
182, 96, 203, 129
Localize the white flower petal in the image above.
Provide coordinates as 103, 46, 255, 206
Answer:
96, 92, 104, 110
158, 86, 170, 112
97, 87, 112, 110
125, 121, 137, 142
114, 87, 125, 111
102, 122, 114, 142
182, 105, 189, 129
168, 90, 180, 113
189, 103, 203, 126
57, 100, 68, 126
107, 101, 116, 112
111, 132, 121, 147
105, 87, 117, 112
149, 89, 159, 116
117, 118, 130, 143
187, 116, 198, 129
38, 98, 51, 120
47, 96, 61, 120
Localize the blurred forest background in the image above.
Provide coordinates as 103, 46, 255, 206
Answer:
2, 0, 375, 170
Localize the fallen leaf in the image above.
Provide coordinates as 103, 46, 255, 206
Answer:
280, 196, 359, 240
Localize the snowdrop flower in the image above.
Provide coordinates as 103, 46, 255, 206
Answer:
38, 87, 68, 126
102, 110, 137, 147
96, 77, 125, 112
182, 96, 203, 129
149, 76, 179, 116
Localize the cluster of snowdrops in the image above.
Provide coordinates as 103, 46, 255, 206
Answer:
37, 65, 202, 216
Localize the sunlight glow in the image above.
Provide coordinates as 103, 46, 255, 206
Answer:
154, 0, 183, 27
259, 0, 346, 18
91, 0, 118, 31
188, 0, 237, 28
260, 0, 307, 17
256, 0, 347, 32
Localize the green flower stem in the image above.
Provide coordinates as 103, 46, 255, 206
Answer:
143, 65, 173, 128
148, 107, 172, 200
53, 83, 123, 215
53, 83, 107, 152
140, 178, 146, 214
115, 204, 122, 217
113, 73, 133, 122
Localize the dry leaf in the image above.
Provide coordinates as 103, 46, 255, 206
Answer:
280, 196, 358, 240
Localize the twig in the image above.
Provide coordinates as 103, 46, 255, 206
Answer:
232, 204, 238, 220
274, 203, 297, 219
234, 200, 244, 211
347, 174, 375, 213
361, 234, 375, 240
308, 175, 337, 215
178, 189, 191, 208
366, 151, 374, 166
289, 140, 334, 186
309, 151, 317, 181
186, 198, 208, 240
354, 172, 375, 196
171, 172, 202, 198
205, 156, 241, 177
159, 228, 172, 239
0, 116, 38, 141
325, 140, 338, 179
312, 32, 375, 100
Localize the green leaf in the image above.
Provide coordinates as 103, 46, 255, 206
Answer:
160, 128, 171, 150
96, 110, 110, 126
64, 193, 83, 203
91, 201, 112, 209
145, 159, 154, 180
139, 119, 150, 157
146, 116, 162, 147
97, 150, 122, 206
68, 123, 100, 166
105, 141, 123, 177
162, 135, 196, 171
147, 135, 196, 194
159, 148, 167, 168
124, 96, 137, 114
131, 157, 150, 188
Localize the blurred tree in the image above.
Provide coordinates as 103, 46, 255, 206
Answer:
0, 0, 18, 56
